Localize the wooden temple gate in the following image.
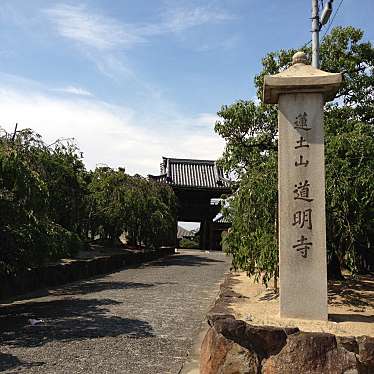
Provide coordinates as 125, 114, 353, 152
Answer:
150, 157, 231, 250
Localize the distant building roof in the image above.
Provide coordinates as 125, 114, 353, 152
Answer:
213, 215, 231, 224
149, 157, 231, 190
177, 225, 194, 239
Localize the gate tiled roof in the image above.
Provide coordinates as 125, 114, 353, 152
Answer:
150, 157, 231, 190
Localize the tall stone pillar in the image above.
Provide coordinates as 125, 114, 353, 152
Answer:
263, 52, 342, 320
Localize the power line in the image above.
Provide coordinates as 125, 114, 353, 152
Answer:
322, 0, 344, 39
301, 39, 312, 49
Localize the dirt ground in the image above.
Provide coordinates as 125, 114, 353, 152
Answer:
229, 272, 374, 337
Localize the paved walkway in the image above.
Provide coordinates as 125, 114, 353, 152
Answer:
0, 250, 230, 374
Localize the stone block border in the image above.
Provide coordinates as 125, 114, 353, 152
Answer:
200, 273, 374, 373
0, 247, 175, 301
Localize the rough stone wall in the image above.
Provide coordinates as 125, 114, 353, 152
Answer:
200, 275, 374, 374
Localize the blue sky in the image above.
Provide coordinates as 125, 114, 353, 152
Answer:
0, 0, 372, 176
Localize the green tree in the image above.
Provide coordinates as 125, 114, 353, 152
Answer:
216, 26, 374, 283
86, 168, 176, 248
0, 128, 83, 275
37, 141, 87, 234
86, 166, 131, 242
1, 126, 177, 277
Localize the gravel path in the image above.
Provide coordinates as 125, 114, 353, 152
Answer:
0, 250, 230, 374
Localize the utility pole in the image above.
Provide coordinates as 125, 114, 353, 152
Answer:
312, 0, 334, 68
311, 0, 320, 68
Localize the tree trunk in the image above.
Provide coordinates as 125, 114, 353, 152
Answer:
327, 251, 344, 280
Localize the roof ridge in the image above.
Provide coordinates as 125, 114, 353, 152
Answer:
164, 157, 216, 164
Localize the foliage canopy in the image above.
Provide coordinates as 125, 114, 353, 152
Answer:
0, 128, 176, 276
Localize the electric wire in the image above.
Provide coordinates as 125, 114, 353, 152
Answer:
301, 39, 312, 49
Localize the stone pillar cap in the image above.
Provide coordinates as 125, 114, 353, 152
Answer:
292, 51, 307, 64
263, 51, 342, 104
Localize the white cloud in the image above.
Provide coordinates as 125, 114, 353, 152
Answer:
195, 112, 220, 126
44, 4, 144, 50
93, 54, 137, 81
45, 3, 234, 49
161, 6, 234, 33
51, 85, 93, 96
43, 3, 235, 81
0, 84, 225, 176
132, 5, 234, 37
